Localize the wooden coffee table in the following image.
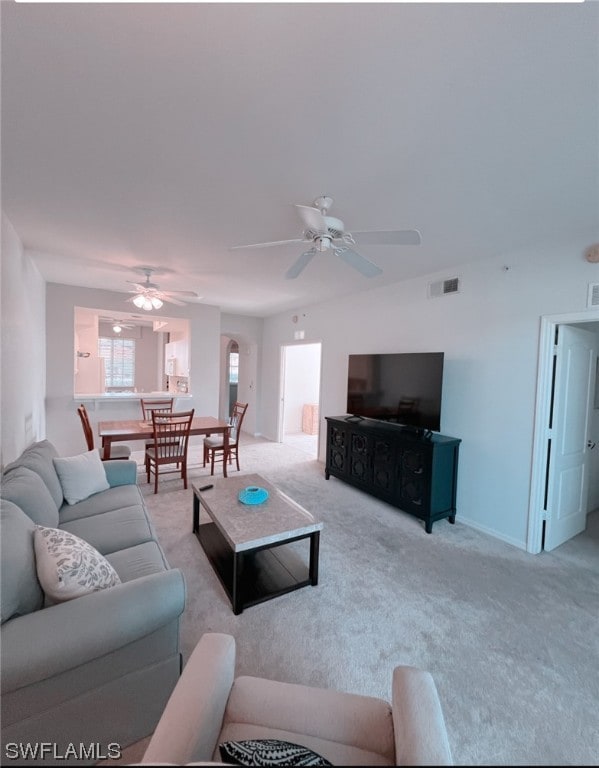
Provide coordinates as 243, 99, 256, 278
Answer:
192, 474, 322, 614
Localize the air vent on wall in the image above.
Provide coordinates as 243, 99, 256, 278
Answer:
587, 283, 599, 308
428, 276, 460, 299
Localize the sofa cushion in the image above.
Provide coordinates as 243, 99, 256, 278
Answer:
0, 500, 44, 623
60, 504, 155, 555
53, 449, 110, 505
59, 483, 145, 525
0, 465, 60, 527
3, 439, 64, 509
105, 540, 170, 582
34, 525, 121, 603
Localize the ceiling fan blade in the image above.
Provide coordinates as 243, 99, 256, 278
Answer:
163, 290, 200, 298
127, 282, 147, 291
159, 295, 186, 306
230, 238, 306, 251
334, 246, 382, 278
294, 204, 328, 234
285, 249, 316, 280
351, 229, 421, 246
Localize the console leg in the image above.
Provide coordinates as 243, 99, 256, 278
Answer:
449, 514, 456, 525
425, 520, 433, 534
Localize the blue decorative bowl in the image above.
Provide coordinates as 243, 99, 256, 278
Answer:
238, 486, 269, 505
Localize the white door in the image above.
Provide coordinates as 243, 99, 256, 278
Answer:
545, 325, 597, 551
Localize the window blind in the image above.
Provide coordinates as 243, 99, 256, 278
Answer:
98, 337, 135, 388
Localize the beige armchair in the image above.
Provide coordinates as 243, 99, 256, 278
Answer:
141, 633, 452, 766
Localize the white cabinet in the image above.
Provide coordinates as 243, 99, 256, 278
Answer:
164, 340, 189, 377
175, 339, 189, 376
165, 342, 176, 376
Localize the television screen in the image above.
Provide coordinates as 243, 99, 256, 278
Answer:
346, 352, 444, 431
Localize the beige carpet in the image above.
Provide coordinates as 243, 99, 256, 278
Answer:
119, 434, 599, 766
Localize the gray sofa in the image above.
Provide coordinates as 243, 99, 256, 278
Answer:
0, 439, 186, 765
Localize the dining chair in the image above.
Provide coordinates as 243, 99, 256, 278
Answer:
77, 404, 132, 461
145, 409, 195, 494
203, 401, 248, 476
140, 398, 175, 472
140, 397, 175, 420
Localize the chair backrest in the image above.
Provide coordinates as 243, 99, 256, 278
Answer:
77, 404, 95, 451
141, 397, 174, 421
151, 409, 195, 461
229, 401, 248, 445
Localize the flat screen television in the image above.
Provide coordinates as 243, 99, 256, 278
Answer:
346, 352, 444, 431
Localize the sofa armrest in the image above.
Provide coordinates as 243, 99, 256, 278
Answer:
103, 459, 138, 487
1, 568, 185, 693
391, 665, 453, 765
142, 633, 236, 765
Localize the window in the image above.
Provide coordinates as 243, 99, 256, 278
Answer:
98, 337, 135, 389
229, 351, 239, 384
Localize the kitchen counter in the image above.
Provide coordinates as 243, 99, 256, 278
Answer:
74, 391, 192, 401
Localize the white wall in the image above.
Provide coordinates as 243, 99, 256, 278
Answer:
46, 283, 221, 456
260, 241, 599, 550
0, 214, 46, 466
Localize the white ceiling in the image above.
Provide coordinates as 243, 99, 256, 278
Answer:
2, 2, 598, 317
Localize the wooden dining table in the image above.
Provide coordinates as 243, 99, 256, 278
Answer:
98, 416, 232, 476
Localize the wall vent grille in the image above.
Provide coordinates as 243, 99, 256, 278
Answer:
428, 277, 460, 299
587, 283, 599, 308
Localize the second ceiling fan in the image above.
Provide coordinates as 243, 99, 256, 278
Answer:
231, 196, 421, 279
126, 267, 200, 309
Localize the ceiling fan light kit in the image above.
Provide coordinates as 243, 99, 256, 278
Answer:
132, 294, 163, 310
231, 195, 421, 279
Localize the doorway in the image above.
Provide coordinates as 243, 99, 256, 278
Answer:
226, 339, 239, 419
279, 342, 322, 459
528, 310, 599, 553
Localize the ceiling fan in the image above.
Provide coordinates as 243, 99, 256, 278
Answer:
126, 267, 200, 310
231, 196, 421, 279
99, 316, 137, 333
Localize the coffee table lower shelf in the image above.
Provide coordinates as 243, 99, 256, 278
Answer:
195, 521, 320, 615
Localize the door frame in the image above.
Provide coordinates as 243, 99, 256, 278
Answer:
225, 338, 239, 419
527, 309, 599, 553
278, 341, 323, 453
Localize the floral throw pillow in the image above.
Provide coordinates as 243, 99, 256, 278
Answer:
34, 525, 121, 603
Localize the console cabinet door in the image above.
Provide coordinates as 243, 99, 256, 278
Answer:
327, 422, 348, 476
372, 435, 397, 496
398, 445, 432, 514
349, 429, 373, 485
